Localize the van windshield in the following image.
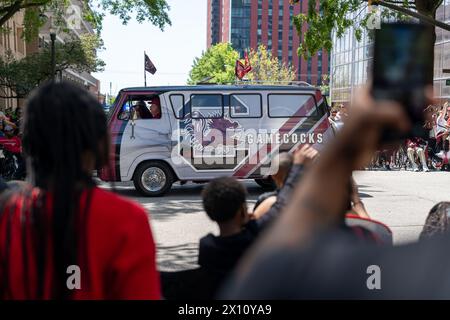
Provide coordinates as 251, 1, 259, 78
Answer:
106, 93, 121, 123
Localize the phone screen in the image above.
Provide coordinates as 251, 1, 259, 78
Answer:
372, 23, 434, 139
374, 24, 433, 88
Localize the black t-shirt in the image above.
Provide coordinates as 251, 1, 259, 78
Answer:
221, 229, 450, 299
198, 220, 260, 276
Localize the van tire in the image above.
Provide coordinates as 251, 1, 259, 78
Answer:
133, 161, 174, 197
254, 178, 276, 191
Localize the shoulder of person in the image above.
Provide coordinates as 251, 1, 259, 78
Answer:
91, 187, 149, 221
0, 181, 35, 213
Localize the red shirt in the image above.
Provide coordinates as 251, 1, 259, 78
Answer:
0, 136, 21, 154
406, 137, 426, 149
0, 186, 160, 300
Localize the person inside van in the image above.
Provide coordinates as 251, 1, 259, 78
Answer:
149, 103, 161, 119
134, 100, 153, 119
0, 82, 161, 299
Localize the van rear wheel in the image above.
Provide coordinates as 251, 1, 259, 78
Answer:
254, 178, 276, 191
133, 161, 174, 197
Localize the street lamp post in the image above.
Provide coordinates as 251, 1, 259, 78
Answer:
50, 29, 56, 81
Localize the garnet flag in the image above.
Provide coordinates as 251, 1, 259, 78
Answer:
235, 51, 252, 80
145, 53, 157, 75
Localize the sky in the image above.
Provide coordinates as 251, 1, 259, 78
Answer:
92, 0, 207, 96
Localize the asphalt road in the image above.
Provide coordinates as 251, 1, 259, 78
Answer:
101, 170, 450, 271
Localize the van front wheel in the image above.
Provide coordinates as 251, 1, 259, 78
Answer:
133, 162, 174, 197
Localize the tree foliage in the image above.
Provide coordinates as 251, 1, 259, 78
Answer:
291, 0, 445, 59
188, 43, 297, 85
0, 34, 104, 98
188, 43, 239, 85
246, 45, 296, 84
0, 0, 171, 41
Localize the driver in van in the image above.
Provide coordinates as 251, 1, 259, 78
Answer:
149, 103, 161, 119
134, 100, 153, 119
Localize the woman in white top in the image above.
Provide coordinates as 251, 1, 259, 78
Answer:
436, 103, 449, 134
435, 103, 450, 152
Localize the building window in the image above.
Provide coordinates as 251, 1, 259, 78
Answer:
231, 0, 251, 55
16, 27, 24, 55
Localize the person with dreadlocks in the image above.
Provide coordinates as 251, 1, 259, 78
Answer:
0, 82, 160, 300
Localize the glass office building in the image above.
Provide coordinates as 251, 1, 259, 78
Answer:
330, 9, 372, 105
330, 3, 450, 107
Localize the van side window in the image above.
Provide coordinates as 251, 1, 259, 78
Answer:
268, 94, 318, 118
317, 99, 328, 117
169, 94, 185, 119
191, 94, 223, 119
117, 100, 132, 120
230, 94, 262, 118
118, 95, 162, 120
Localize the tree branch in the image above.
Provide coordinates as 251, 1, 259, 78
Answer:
373, 0, 450, 31
0, 0, 50, 27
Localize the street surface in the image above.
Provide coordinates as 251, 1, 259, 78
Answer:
101, 170, 450, 271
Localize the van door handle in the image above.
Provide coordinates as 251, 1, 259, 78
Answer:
130, 121, 136, 139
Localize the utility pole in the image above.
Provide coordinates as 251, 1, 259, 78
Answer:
109, 82, 112, 104
50, 31, 56, 81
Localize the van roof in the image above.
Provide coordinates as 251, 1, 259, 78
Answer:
120, 84, 321, 93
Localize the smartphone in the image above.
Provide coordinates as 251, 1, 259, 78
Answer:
372, 22, 434, 141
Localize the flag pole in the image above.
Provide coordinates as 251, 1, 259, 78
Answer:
144, 51, 147, 87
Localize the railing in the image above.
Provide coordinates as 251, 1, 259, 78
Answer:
196, 79, 316, 87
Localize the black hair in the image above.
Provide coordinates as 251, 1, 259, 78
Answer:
1, 81, 109, 299
135, 101, 153, 119
202, 177, 247, 223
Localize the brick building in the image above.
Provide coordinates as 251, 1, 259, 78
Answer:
206, 0, 330, 85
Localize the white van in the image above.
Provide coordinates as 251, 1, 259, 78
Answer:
98, 85, 333, 196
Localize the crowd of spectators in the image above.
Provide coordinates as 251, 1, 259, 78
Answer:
0, 107, 25, 180
331, 101, 450, 171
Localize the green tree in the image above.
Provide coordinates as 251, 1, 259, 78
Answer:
188, 43, 239, 85
0, 34, 104, 99
246, 44, 296, 85
0, 0, 171, 41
